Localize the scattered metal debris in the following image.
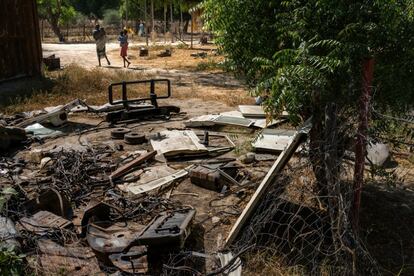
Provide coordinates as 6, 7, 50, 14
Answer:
126, 208, 196, 250
0, 83, 305, 275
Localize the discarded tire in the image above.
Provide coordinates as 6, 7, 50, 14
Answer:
124, 132, 147, 145
111, 128, 131, 139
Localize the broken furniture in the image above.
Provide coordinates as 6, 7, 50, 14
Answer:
106, 79, 180, 123
124, 208, 196, 251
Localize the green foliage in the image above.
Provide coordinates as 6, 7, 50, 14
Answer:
103, 9, 122, 26
202, 0, 281, 85
0, 246, 25, 276
204, 0, 414, 124
37, 0, 77, 25
69, 0, 120, 18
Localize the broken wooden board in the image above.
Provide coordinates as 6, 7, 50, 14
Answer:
252, 129, 297, 153
118, 165, 177, 193
184, 114, 219, 127
124, 167, 190, 195
213, 115, 253, 127
19, 211, 73, 235
150, 130, 208, 158
110, 151, 156, 181
16, 99, 82, 128
225, 120, 311, 247
37, 239, 103, 275
238, 105, 266, 118
238, 105, 289, 119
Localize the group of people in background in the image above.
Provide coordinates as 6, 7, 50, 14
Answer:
92, 24, 132, 68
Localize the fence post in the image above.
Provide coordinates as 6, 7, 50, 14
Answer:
352, 58, 375, 231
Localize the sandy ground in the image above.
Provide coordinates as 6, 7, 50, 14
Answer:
42, 43, 254, 109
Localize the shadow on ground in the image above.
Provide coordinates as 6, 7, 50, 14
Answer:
360, 183, 414, 275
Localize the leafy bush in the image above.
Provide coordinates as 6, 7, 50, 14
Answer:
0, 247, 25, 276
103, 9, 121, 27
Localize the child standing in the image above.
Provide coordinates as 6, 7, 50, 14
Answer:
118, 30, 131, 68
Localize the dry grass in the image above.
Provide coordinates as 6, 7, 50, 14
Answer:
1, 64, 252, 114
1, 64, 151, 114
108, 45, 224, 72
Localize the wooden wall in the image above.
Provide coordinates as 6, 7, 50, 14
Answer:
0, 0, 42, 81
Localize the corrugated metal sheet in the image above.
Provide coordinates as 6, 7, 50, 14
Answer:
0, 0, 42, 81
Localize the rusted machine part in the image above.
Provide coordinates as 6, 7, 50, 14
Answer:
109, 246, 148, 274
124, 208, 196, 252
24, 188, 73, 219
110, 128, 131, 139
124, 132, 147, 145
86, 223, 144, 254
19, 211, 73, 235
80, 201, 117, 237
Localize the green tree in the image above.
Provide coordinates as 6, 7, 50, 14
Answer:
69, 0, 121, 18
204, 0, 414, 256
37, 0, 77, 41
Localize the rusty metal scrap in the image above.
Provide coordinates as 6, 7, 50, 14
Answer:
86, 223, 145, 254
125, 208, 196, 251
109, 246, 148, 274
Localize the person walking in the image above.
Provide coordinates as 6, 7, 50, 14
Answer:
118, 30, 131, 68
93, 25, 111, 67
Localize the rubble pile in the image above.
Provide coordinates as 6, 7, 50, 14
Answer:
0, 84, 291, 274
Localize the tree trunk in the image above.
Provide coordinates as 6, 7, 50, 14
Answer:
151, 0, 154, 33
352, 58, 375, 231
49, 16, 64, 42
183, 19, 189, 34
309, 104, 329, 202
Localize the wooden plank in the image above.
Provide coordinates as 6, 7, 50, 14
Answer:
225, 120, 311, 247
126, 167, 190, 195
110, 151, 157, 181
